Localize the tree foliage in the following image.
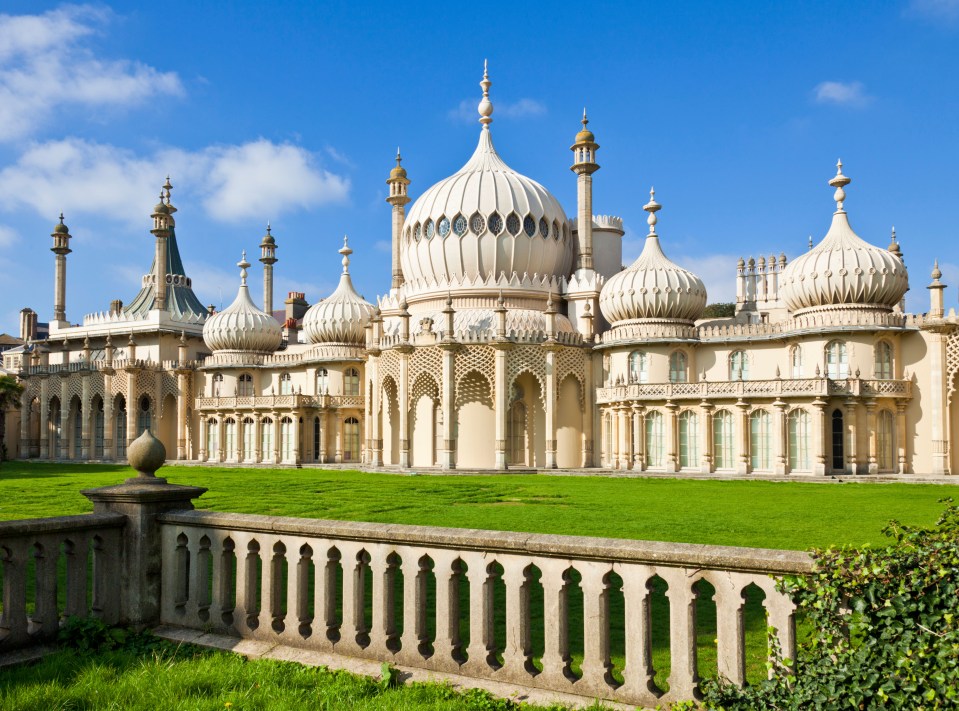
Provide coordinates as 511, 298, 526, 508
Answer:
0, 374, 24, 463
702, 500, 959, 710
702, 303, 736, 318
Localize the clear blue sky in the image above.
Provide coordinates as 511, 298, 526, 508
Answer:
1, 0, 958, 333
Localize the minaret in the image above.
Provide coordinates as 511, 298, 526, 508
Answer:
150, 179, 174, 311
571, 108, 600, 272
888, 226, 903, 260
928, 260, 945, 319
260, 223, 278, 317
386, 149, 410, 290
50, 213, 72, 326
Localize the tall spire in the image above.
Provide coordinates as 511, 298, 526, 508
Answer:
644, 187, 661, 236
829, 158, 851, 212
339, 235, 352, 274
478, 59, 493, 127
238, 250, 250, 286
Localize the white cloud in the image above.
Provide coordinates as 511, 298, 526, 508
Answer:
447, 97, 547, 123
0, 137, 350, 225
374, 239, 392, 253
0, 5, 184, 141
907, 0, 959, 23
813, 81, 872, 108
674, 254, 739, 304
0, 225, 17, 247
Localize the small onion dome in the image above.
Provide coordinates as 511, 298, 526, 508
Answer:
600, 189, 707, 325
780, 161, 908, 315
260, 223, 276, 246
389, 149, 408, 180
303, 236, 374, 345
574, 109, 595, 144
202, 252, 282, 354
53, 213, 69, 234
152, 191, 170, 215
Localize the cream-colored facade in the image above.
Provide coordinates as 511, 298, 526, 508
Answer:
7, 67, 959, 475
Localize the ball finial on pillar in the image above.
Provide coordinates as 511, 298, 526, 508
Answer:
127, 429, 167, 482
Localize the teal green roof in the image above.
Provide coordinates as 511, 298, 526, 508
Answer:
124, 227, 207, 321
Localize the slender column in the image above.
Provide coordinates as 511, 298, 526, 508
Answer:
618, 407, 629, 471
312, 546, 337, 652
430, 549, 462, 672
272, 414, 281, 463
700, 401, 714, 473
665, 401, 678, 473
396, 552, 429, 665
440, 347, 456, 469
217, 417, 226, 463
462, 552, 496, 674
2, 542, 30, 645
367, 547, 397, 657
39, 378, 50, 459
620, 565, 657, 700
125, 370, 137, 450
896, 401, 907, 474
292, 412, 301, 464
320, 410, 329, 463
335, 543, 365, 656
198, 417, 208, 461
334, 415, 343, 463
33, 539, 60, 637
59, 377, 69, 459
80, 374, 91, 459
773, 399, 786, 475
583, 348, 594, 466
578, 562, 613, 696
611, 407, 620, 469
663, 570, 699, 701
928, 333, 949, 474
370, 357, 383, 466
19, 390, 31, 460
538, 560, 573, 687
845, 399, 858, 474
493, 344, 509, 470
398, 349, 410, 468
736, 399, 749, 475
866, 400, 878, 475
176, 373, 188, 459
714, 576, 746, 687
631, 405, 643, 469
544, 347, 557, 468
811, 398, 827, 475
764, 589, 798, 671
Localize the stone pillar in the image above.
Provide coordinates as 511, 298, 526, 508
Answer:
176, 372, 188, 460
18, 390, 31, 460
866, 400, 878, 475
320, 410, 328, 463
772, 399, 786, 475
618, 407, 630, 471
217, 417, 226, 463
126, 369, 137, 451
80, 374, 91, 459
544, 346, 557, 469
198, 416, 208, 461
493, 343, 510, 470
59, 376, 69, 459
700, 401, 714, 473
844, 399, 858, 475
896, 402, 907, 474
811, 398, 827, 476
82, 430, 206, 629
333, 415, 342, 463
253, 415, 262, 463
103, 389, 115, 461
664, 401, 678, 473
928, 333, 949, 474
439, 346, 456, 469
736, 399, 749, 475
631, 405, 643, 470
583, 348, 595, 467
398, 348, 410, 468
39, 377, 50, 459
370, 358, 383, 467
272, 414, 281, 463
292, 413, 301, 465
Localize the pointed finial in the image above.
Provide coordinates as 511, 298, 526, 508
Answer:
266, 221, 271, 235
59, 212, 65, 224
395, 147, 402, 166
238, 250, 250, 286
809, 235, 814, 249
339, 235, 352, 273
582, 107, 588, 128
643, 187, 661, 235
932, 259, 942, 281
828, 158, 851, 211
478, 60, 493, 126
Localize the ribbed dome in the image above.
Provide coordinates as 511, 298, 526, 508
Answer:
203, 254, 282, 354
780, 163, 908, 315
600, 192, 707, 325
400, 68, 571, 298
303, 237, 374, 345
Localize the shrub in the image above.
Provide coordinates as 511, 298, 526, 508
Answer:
702, 303, 736, 318
702, 500, 959, 710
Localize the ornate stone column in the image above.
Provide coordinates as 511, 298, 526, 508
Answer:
320, 410, 328, 463
631, 404, 643, 470
439, 345, 457, 469
772, 398, 786, 475
369, 356, 383, 467
618, 406, 630, 471
866, 400, 878, 475
544, 345, 558, 469
700, 400, 714, 473
292, 412, 301, 465
928, 332, 949, 474
176, 370, 189, 460
198, 416, 208, 461
253, 414, 262, 463
844, 399, 858, 475
583, 347, 595, 467
217, 416, 226, 463
896, 401, 907, 474
80, 371, 91, 459
125, 368, 137, 452
334, 414, 343, 464
19, 390, 31, 460
39, 377, 50, 459
59, 375, 69, 459
736, 399, 749, 475
811, 398, 827, 476
664, 401, 678, 473
398, 347, 411, 468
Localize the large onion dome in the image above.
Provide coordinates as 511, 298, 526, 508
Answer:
303, 236, 374, 345
400, 64, 572, 297
203, 253, 282, 353
780, 161, 908, 315
600, 190, 707, 325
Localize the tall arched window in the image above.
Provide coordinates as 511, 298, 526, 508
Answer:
825, 340, 848, 379
788, 409, 811, 471
508, 401, 527, 466
875, 341, 893, 379
670, 351, 688, 383
212, 372, 223, 396
878, 410, 896, 471
115, 398, 127, 458
678, 410, 699, 468
313, 417, 322, 461
790, 345, 803, 378
344, 417, 361, 462
242, 417, 255, 461
280, 373, 292, 395
628, 351, 648, 384
238, 373, 253, 396
604, 412, 612, 465
280, 416, 294, 461
729, 351, 749, 381
344, 368, 360, 396
93, 399, 104, 458
261, 417, 274, 461
224, 418, 237, 460
713, 410, 735, 469
316, 368, 329, 395
749, 409, 772, 471
207, 417, 219, 457
73, 404, 82, 459
137, 396, 151, 436
645, 411, 664, 468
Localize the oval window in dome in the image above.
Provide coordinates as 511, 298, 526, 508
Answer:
470, 213, 486, 235
425, 219, 434, 239
438, 217, 451, 238
506, 213, 521, 236
453, 215, 467, 236
552, 221, 560, 240
488, 212, 503, 234
523, 215, 536, 237
539, 218, 549, 238
413, 223, 421, 241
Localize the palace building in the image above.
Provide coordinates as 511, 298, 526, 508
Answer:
6, 66, 959, 476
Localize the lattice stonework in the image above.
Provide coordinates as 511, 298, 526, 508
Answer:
453, 345, 494, 394
409, 346, 443, 385
378, 351, 400, 389
89, 372, 105, 400
556, 346, 587, 410
507, 345, 547, 408
947, 330, 959, 402
158, 373, 181, 419
410, 371, 440, 405
65, 376, 83, 405
136, 371, 157, 404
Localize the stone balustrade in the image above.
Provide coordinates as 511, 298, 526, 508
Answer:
596, 377, 912, 404
194, 393, 365, 411
159, 510, 812, 707
0, 513, 125, 648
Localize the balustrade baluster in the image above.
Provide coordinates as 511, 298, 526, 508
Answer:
1, 541, 30, 645
713, 574, 746, 686
184, 534, 201, 626
335, 543, 365, 655
396, 550, 429, 665
312, 543, 337, 651
256, 536, 279, 638
619, 564, 657, 700
280, 541, 305, 643
500, 557, 534, 679
577, 562, 614, 695
662, 569, 699, 701
234, 534, 258, 636
763, 585, 797, 675
367, 546, 398, 658
32, 539, 60, 639
92, 533, 119, 624
430, 550, 463, 672
209, 536, 229, 630
537, 560, 573, 688
462, 552, 497, 674
64, 536, 88, 618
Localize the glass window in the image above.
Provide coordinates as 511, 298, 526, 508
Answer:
280, 416, 294, 462
438, 217, 451, 237
413, 223, 421, 241
453, 215, 467, 236
238, 373, 253, 396
508, 402, 527, 465
212, 372, 223, 396
316, 367, 329, 395
243, 417, 255, 461
628, 351, 648, 384
137, 396, 151, 437
878, 410, 896, 471
729, 351, 749, 380
875, 341, 893, 379
645, 411, 664, 468
788, 409, 811, 470
225, 418, 236, 460
425, 219, 434, 239
679, 411, 699, 469
506, 213, 521, 236
539, 218, 549, 238
523, 215, 536, 237
470, 213, 485, 235
207, 417, 218, 456
750, 410, 772, 471
313, 417, 322, 461
344, 368, 360, 396
73, 405, 82, 458
669, 351, 688, 383
713, 410, 735, 469
790, 346, 802, 378
344, 417, 361, 462
280, 373, 292, 395
825, 341, 848, 379
261, 418, 274, 460
488, 212, 503, 234
552, 221, 560, 240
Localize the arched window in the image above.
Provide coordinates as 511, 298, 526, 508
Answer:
313, 416, 322, 461
224, 418, 237, 460
713, 410, 735, 469
678, 410, 699, 469
669, 351, 688, 383
280, 416, 295, 461
115, 398, 127, 458
878, 410, 896, 471
508, 401, 527, 466
137, 396, 151, 436
238, 373, 253, 396
604, 412, 612, 465
344, 417, 361, 462
316, 367, 329, 395
73, 404, 82, 459
749, 409, 772, 471
344, 368, 360, 396
875, 341, 893, 379
790, 345, 803, 378
280, 373, 292, 395
645, 411, 664, 468
629, 351, 648, 384
729, 351, 749, 381
212, 372, 223, 396
787, 409, 811, 471
242, 417, 255, 461
825, 340, 848, 379
261, 417, 274, 461
207, 417, 219, 457
93, 399, 104, 458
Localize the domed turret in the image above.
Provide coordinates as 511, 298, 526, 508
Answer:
400, 63, 571, 298
600, 189, 707, 326
203, 252, 282, 354
780, 161, 909, 315
303, 236, 375, 345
